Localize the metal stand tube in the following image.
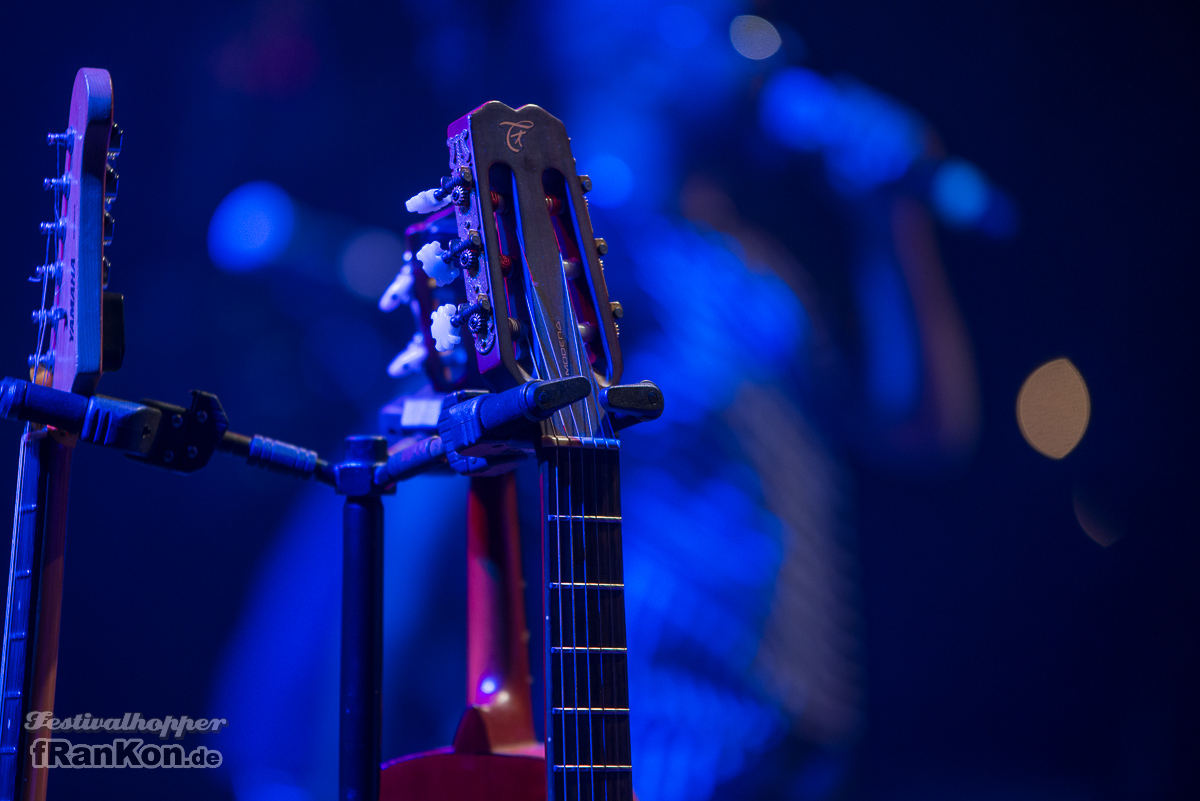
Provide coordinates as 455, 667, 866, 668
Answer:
339, 436, 387, 801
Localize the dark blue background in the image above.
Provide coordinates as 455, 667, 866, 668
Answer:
0, 1, 1196, 799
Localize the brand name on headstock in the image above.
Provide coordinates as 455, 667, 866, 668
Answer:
555, 320, 569, 372
68, 258, 76, 343
499, 120, 534, 153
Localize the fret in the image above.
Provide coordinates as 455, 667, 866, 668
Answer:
549, 705, 631, 773
541, 435, 621, 449
547, 514, 621, 522
554, 765, 633, 771
549, 582, 623, 589
547, 523, 624, 585
552, 707, 629, 714
549, 586, 627, 649
17, 504, 37, 515
551, 646, 626, 653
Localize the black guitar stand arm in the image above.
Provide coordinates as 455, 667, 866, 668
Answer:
0, 373, 662, 801
0, 376, 334, 484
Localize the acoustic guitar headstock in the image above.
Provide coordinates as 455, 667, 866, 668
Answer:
404, 102, 630, 441
30, 68, 123, 397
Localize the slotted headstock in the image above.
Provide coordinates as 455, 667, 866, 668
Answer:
31, 68, 122, 396
435, 102, 624, 440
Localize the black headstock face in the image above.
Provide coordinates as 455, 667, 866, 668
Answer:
34, 68, 119, 396
446, 103, 623, 411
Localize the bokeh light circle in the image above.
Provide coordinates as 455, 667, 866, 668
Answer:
730, 15, 782, 60
339, 228, 406, 300
1016, 357, 1091, 459
932, 159, 991, 226
207, 181, 295, 272
583, 153, 635, 208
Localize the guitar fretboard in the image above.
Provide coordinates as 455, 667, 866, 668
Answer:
0, 429, 45, 799
543, 443, 632, 801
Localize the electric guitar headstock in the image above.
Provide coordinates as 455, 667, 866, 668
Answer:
0, 67, 122, 801
31, 68, 123, 396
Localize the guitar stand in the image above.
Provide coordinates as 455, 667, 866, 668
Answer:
0, 374, 661, 801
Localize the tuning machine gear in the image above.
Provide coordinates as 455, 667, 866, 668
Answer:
405, 166, 475, 214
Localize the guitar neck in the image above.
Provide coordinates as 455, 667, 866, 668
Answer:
541, 442, 632, 801
0, 428, 74, 801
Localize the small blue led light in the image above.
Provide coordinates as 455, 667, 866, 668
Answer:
479, 677, 498, 695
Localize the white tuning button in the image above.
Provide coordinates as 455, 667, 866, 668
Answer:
379, 264, 414, 312
406, 188, 451, 214
386, 333, 428, 377
430, 303, 462, 352
417, 241, 460, 286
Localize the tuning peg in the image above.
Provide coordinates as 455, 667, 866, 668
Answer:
594, 237, 608, 256
46, 129, 74, 149
609, 301, 623, 319
30, 261, 63, 283
108, 124, 122, 160
103, 211, 114, 246
102, 257, 111, 289
386, 334, 428, 378
43, 173, 69, 194
379, 264, 415, 312
430, 303, 463, 352
406, 167, 474, 213
31, 308, 66, 326
406, 187, 450, 214
416, 241, 459, 287
40, 219, 65, 240
579, 174, 593, 193
105, 165, 118, 202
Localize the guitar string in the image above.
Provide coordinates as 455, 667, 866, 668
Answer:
519, 179, 573, 799
553, 250, 595, 799
521, 168, 630, 797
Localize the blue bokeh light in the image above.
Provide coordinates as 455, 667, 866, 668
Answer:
582, 153, 635, 208
760, 67, 924, 193
932, 158, 991, 227
208, 181, 296, 271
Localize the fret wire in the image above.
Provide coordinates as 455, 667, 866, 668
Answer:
549, 582, 623, 589
552, 646, 627, 652
553, 707, 629, 713
547, 514, 620, 522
